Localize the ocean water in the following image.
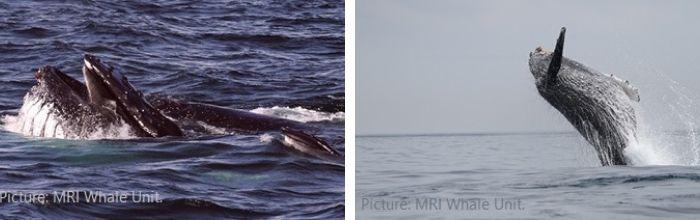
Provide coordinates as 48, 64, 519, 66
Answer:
357, 133, 700, 219
0, 0, 344, 219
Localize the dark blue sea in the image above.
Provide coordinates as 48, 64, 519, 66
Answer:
0, 0, 344, 219
357, 133, 700, 219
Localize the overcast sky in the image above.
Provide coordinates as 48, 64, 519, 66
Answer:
357, 0, 700, 135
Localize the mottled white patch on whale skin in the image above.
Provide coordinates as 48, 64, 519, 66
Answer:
609, 74, 640, 102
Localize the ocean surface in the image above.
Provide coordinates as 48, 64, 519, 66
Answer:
357, 133, 700, 219
0, 0, 344, 219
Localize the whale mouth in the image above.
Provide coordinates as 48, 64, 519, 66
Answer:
29, 54, 182, 138
81, 54, 183, 137
82, 54, 138, 110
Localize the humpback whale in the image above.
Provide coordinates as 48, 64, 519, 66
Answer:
528, 27, 639, 166
13, 54, 342, 161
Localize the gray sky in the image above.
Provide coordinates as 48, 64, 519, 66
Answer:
357, 0, 700, 135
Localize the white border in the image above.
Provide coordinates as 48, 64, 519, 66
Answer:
345, 0, 356, 219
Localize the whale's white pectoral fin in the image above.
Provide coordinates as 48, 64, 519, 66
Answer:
281, 127, 342, 161
610, 74, 640, 102
624, 84, 640, 102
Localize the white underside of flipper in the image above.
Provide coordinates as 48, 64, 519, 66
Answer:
609, 74, 640, 102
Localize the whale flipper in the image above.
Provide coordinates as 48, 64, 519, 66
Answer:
546, 27, 566, 85
610, 74, 641, 102
281, 127, 343, 161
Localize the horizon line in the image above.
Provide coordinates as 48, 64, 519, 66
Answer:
356, 130, 576, 138
356, 128, 698, 138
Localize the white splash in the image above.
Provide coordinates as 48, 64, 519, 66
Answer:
85, 123, 137, 140
250, 106, 344, 123
624, 136, 676, 166
622, 72, 700, 166
259, 133, 274, 143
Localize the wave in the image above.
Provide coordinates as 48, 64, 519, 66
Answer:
266, 16, 343, 25
250, 106, 344, 123
12, 27, 54, 38
18, 193, 274, 219
259, 133, 275, 143
517, 173, 700, 189
200, 32, 343, 45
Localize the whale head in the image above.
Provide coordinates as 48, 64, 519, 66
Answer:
529, 27, 566, 89
528, 46, 554, 85
34, 65, 88, 103
11, 55, 182, 139
16, 66, 120, 138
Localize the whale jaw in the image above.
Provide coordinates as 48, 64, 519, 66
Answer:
82, 54, 183, 137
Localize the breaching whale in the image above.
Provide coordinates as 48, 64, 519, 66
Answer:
13, 54, 342, 161
528, 27, 639, 166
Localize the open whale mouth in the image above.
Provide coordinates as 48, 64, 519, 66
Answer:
81, 54, 183, 137
20, 54, 183, 138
